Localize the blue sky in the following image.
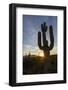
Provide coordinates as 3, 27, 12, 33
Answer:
23, 15, 57, 56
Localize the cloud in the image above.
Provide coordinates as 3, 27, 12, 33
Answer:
23, 44, 32, 49
23, 45, 40, 55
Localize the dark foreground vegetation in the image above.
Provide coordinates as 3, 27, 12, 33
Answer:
23, 55, 57, 75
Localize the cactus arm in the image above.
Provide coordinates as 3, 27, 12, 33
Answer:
42, 31, 46, 46
38, 32, 43, 50
41, 23, 48, 47
49, 25, 54, 50
41, 22, 47, 32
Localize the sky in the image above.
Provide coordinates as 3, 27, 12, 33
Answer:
23, 15, 57, 56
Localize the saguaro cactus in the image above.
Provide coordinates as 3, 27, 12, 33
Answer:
38, 22, 54, 59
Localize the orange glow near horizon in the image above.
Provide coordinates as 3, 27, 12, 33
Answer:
23, 47, 57, 57
38, 51, 44, 57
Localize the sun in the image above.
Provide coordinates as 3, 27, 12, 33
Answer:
39, 51, 44, 57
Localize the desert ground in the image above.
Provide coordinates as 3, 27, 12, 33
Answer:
23, 55, 57, 75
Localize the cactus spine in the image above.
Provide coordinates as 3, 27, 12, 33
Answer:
38, 22, 54, 59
